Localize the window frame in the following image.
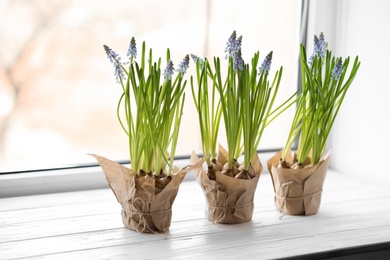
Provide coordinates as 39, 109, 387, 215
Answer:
0, 150, 283, 198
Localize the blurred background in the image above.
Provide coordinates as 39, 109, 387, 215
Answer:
0, 0, 301, 172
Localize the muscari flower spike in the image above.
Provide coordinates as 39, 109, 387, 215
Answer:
190, 54, 205, 71
163, 60, 175, 82
224, 31, 244, 72
190, 54, 203, 64
308, 53, 315, 68
318, 32, 326, 57
177, 54, 190, 77
313, 32, 327, 58
225, 31, 241, 59
104, 45, 126, 83
233, 48, 244, 71
127, 37, 137, 60
259, 51, 273, 74
332, 58, 343, 81
309, 32, 327, 68
190, 53, 204, 68
236, 35, 242, 51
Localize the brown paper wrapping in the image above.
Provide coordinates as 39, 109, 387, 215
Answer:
91, 154, 204, 233
190, 145, 262, 224
267, 150, 331, 216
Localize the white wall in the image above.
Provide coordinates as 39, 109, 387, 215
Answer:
308, 0, 390, 188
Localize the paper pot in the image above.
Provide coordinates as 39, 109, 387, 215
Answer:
267, 150, 331, 216
190, 146, 262, 224
91, 154, 203, 233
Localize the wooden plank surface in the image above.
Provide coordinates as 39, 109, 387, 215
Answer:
1, 170, 390, 259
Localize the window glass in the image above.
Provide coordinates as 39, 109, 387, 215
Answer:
0, 0, 301, 172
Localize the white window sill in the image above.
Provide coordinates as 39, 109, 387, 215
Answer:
1, 168, 390, 259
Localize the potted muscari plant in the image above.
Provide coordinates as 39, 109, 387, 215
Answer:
267, 33, 361, 215
190, 31, 297, 224
91, 37, 202, 233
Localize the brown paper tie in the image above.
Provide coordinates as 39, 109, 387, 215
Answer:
120, 163, 205, 234
275, 181, 323, 219
121, 197, 170, 237
209, 193, 254, 224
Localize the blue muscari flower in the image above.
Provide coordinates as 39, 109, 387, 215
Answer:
224, 31, 244, 72
114, 63, 126, 83
104, 44, 126, 83
233, 48, 244, 71
318, 32, 326, 58
225, 31, 241, 59
236, 35, 242, 51
190, 54, 204, 67
104, 44, 118, 64
190, 54, 204, 71
313, 35, 321, 56
126, 37, 137, 60
177, 54, 190, 77
332, 58, 343, 81
313, 33, 327, 59
259, 51, 273, 74
190, 54, 203, 64
224, 30, 236, 58
163, 60, 175, 82
308, 53, 315, 68
308, 32, 327, 68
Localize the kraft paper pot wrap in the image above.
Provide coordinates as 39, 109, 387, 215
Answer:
190, 146, 262, 224
90, 154, 204, 233
267, 150, 331, 216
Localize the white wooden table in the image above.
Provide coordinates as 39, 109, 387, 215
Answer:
1, 170, 390, 259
